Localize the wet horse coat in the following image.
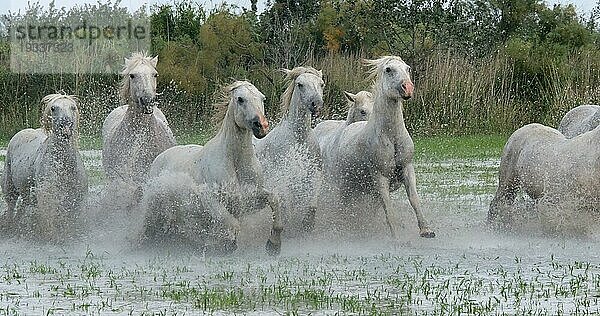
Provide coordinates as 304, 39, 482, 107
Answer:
318, 56, 434, 239
102, 53, 175, 185
254, 67, 325, 237
141, 81, 282, 254
1, 94, 88, 240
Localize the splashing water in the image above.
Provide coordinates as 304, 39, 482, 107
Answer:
1, 149, 600, 314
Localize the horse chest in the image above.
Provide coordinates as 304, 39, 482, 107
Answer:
371, 134, 413, 174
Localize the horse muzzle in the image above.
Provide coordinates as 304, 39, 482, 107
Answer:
251, 115, 269, 139
55, 120, 75, 137
309, 100, 323, 119
400, 81, 414, 100
138, 97, 156, 114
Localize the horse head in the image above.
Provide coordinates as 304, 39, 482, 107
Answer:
282, 67, 325, 120
227, 81, 269, 139
41, 93, 80, 140
121, 53, 159, 114
344, 90, 374, 123
366, 56, 413, 101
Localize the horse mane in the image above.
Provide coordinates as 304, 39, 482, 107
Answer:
119, 52, 158, 102
40, 93, 80, 145
280, 66, 323, 113
212, 80, 257, 125
363, 56, 407, 81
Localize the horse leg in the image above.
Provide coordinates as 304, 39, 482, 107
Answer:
262, 190, 283, 256
376, 175, 401, 239
402, 164, 435, 238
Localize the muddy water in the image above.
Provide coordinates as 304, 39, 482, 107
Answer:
0, 150, 599, 314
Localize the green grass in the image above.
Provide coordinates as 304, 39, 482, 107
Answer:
173, 131, 214, 147
2, 133, 509, 160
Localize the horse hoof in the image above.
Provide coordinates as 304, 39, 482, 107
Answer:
265, 239, 281, 256
420, 230, 435, 238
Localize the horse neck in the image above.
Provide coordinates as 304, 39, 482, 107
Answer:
284, 94, 312, 141
217, 109, 254, 161
366, 87, 408, 139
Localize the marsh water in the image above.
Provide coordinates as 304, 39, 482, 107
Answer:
0, 149, 599, 314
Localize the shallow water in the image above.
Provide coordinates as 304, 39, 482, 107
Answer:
0, 150, 599, 314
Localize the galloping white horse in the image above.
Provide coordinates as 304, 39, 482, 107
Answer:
102, 53, 175, 185
313, 90, 373, 152
488, 122, 600, 227
253, 67, 324, 236
557, 104, 600, 138
319, 56, 435, 239
1, 93, 88, 240
141, 81, 282, 255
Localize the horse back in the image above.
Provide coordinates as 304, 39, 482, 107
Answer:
558, 104, 600, 138
149, 144, 203, 179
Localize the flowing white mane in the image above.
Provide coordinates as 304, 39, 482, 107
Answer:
364, 56, 407, 80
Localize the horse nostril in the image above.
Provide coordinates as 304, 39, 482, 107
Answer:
401, 81, 414, 95
253, 120, 262, 129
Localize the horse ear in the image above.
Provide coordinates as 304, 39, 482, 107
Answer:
343, 91, 356, 103
318, 69, 323, 77
150, 56, 158, 68
124, 57, 131, 67
280, 68, 292, 75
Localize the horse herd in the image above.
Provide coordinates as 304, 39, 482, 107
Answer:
0, 52, 598, 255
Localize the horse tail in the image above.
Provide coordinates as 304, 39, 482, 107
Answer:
1, 151, 18, 230
488, 125, 532, 224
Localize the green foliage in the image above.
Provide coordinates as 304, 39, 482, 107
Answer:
0, 0, 600, 140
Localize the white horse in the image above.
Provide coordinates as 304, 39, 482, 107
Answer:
319, 56, 435, 239
1, 93, 88, 240
253, 67, 324, 236
488, 123, 600, 228
140, 81, 282, 255
557, 104, 600, 138
102, 52, 175, 185
313, 90, 373, 151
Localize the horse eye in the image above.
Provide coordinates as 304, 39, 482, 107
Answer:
153, 73, 158, 78
385, 67, 392, 73
129, 74, 135, 79
237, 97, 245, 103
360, 110, 366, 115
297, 83, 304, 88
51, 105, 57, 112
